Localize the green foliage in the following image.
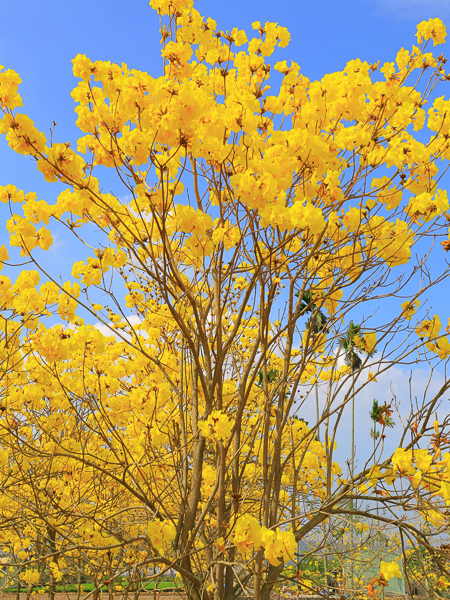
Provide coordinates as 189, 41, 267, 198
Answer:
296, 289, 329, 334
369, 398, 395, 428
256, 368, 279, 388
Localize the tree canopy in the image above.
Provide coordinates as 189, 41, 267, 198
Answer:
0, 2, 450, 599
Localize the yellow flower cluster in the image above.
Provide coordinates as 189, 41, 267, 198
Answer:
198, 411, 233, 441
233, 515, 296, 566
380, 560, 402, 581
0, 66, 22, 110
416, 18, 447, 46
415, 315, 450, 358
146, 519, 176, 552
401, 298, 420, 320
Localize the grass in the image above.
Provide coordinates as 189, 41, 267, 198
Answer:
5, 581, 184, 594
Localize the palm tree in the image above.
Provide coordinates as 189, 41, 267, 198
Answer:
297, 289, 328, 440
340, 321, 362, 482
369, 399, 381, 467
370, 399, 395, 557
298, 291, 330, 590
340, 321, 378, 476
298, 290, 329, 336
339, 322, 377, 598
369, 399, 395, 490
340, 321, 363, 371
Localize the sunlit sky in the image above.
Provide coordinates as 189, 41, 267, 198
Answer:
1, 0, 450, 466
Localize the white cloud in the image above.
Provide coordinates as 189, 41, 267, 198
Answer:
373, 0, 450, 20
296, 354, 449, 475
94, 314, 146, 342
94, 321, 118, 340
128, 314, 143, 327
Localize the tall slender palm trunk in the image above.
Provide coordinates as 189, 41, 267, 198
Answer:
350, 373, 355, 598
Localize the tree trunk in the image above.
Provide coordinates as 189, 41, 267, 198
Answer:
15, 573, 21, 600
76, 564, 82, 600
47, 526, 57, 600
107, 550, 113, 600
48, 575, 55, 600
350, 373, 355, 598
25, 583, 34, 600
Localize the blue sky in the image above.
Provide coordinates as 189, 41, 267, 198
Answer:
1, 0, 450, 465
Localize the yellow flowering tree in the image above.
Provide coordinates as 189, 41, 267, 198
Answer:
1, 2, 450, 599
